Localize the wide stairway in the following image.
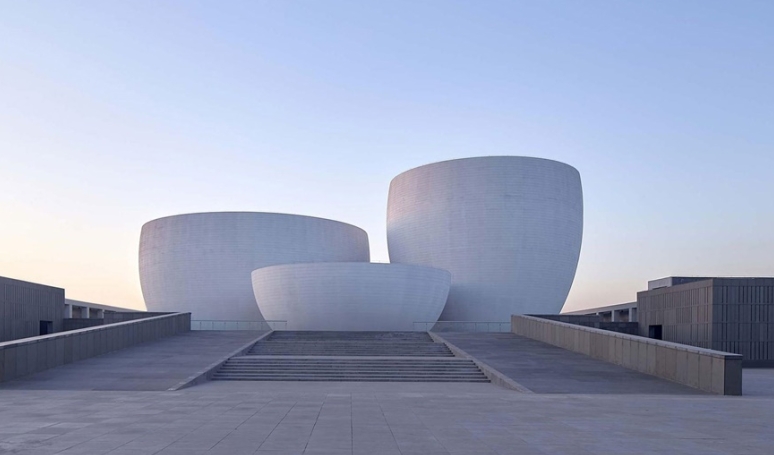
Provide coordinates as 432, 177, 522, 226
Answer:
248, 331, 454, 357
213, 331, 489, 383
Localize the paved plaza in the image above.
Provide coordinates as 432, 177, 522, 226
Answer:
1, 381, 774, 455
1, 332, 773, 454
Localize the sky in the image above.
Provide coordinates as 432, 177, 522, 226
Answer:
1, 1, 772, 312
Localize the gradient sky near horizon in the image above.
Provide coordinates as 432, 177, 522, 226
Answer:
1, 1, 772, 312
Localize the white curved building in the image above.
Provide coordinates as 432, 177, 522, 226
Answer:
139, 212, 370, 321
252, 262, 451, 331
387, 156, 583, 321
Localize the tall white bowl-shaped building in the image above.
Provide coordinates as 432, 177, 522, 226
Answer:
387, 156, 583, 321
252, 263, 451, 331
139, 212, 370, 321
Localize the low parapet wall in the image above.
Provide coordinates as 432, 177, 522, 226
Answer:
0, 312, 190, 384
104, 311, 172, 324
61, 312, 172, 332
62, 318, 105, 332
530, 314, 639, 335
511, 315, 743, 395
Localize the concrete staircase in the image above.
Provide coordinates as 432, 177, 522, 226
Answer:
247, 331, 453, 357
213, 331, 489, 383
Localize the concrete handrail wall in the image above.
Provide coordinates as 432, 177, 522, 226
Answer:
0, 312, 191, 384
512, 315, 743, 395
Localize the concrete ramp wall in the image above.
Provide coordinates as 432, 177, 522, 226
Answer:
512, 315, 743, 395
0, 312, 190, 384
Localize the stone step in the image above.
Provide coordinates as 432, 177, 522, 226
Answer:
218, 369, 484, 375
249, 350, 448, 352
252, 350, 445, 352
216, 367, 484, 373
217, 375, 487, 381
257, 340, 437, 344
250, 350, 447, 353
247, 351, 452, 355
251, 345, 447, 349
224, 357, 467, 366
215, 374, 486, 379
252, 341, 452, 348
248, 351, 450, 354
223, 358, 475, 364
267, 331, 433, 342
248, 352, 454, 357
223, 360, 474, 364
251, 350, 449, 352
223, 359, 479, 364
212, 376, 490, 382
252, 341, 445, 349
220, 365, 484, 373
246, 354, 455, 357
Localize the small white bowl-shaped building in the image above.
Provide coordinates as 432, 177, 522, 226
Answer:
387, 156, 583, 321
139, 212, 370, 322
252, 262, 451, 331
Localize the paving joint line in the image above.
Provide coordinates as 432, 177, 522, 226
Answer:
258, 399, 297, 452
168, 331, 273, 391
428, 331, 534, 394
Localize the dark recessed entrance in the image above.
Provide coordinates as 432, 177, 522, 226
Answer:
648, 324, 663, 340
39, 320, 53, 336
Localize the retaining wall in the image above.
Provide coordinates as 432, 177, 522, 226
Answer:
511, 314, 743, 395
0, 312, 190, 383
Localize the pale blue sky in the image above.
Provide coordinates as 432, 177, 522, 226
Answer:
1, 1, 772, 311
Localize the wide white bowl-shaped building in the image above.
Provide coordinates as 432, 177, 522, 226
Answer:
387, 156, 583, 321
139, 212, 369, 321
252, 262, 451, 331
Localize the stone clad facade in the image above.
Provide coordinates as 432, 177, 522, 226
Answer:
139, 212, 370, 322
138, 156, 584, 329
252, 262, 451, 331
386, 156, 583, 322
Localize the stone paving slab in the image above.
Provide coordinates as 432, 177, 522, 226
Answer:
740, 368, 774, 397
0, 331, 265, 391
438, 332, 703, 394
0, 381, 772, 454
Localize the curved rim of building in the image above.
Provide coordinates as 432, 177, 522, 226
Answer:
250, 261, 452, 278
390, 155, 580, 182
140, 211, 368, 235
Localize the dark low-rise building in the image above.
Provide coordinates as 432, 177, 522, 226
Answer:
638, 277, 774, 367
563, 301, 638, 322
1, 275, 151, 343
0, 276, 64, 342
